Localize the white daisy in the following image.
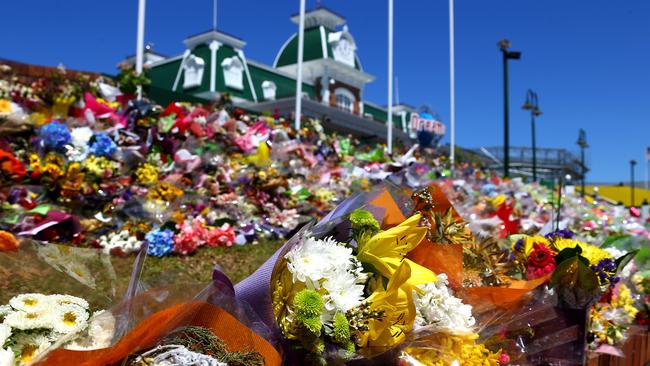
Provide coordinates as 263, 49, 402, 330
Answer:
65, 310, 115, 351
0, 305, 11, 323
0, 324, 11, 347
12, 333, 51, 365
47, 294, 89, 310
9, 293, 48, 312
3, 310, 51, 330
62, 262, 96, 288
414, 274, 476, 334
0, 348, 14, 366
51, 304, 90, 334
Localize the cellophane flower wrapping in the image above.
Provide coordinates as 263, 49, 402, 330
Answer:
0, 240, 148, 365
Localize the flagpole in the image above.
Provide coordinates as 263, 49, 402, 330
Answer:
387, 0, 394, 154
212, 0, 217, 30
294, 0, 306, 131
136, 0, 146, 100
645, 148, 649, 190
449, 0, 456, 166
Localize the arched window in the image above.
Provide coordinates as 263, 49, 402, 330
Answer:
334, 88, 355, 113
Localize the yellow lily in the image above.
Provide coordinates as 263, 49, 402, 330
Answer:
358, 261, 416, 348
357, 213, 436, 286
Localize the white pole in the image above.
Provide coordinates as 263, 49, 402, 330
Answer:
135, 0, 146, 100
646, 152, 649, 190
294, 0, 306, 131
449, 0, 455, 165
387, 0, 394, 154
395, 76, 400, 105
212, 0, 217, 30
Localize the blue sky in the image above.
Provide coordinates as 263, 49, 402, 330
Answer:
2, 0, 649, 183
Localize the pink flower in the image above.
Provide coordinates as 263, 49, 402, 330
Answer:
498, 352, 511, 364
206, 224, 236, 247
173, 217, 208, 255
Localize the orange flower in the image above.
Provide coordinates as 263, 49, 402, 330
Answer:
0, 231, 19, 251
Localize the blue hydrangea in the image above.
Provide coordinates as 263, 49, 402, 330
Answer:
144, 228, 174, 257
89, 133, 118, 157
39, 121, 71, 152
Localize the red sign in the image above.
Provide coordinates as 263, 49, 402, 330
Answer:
410, 113, 445, 135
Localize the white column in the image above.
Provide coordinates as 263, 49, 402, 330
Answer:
449, 0, 456, 165
209, 41, 220, 93
135, 0, 146, 100
387, 0, 394, 154
294, 0, 306, 131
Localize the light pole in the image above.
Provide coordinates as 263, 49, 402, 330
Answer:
522, 90, 542, 181
576, 129, 588, 198
498, 39, 521, 178
631, 160, 637, 207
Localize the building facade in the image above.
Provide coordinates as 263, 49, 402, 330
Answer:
142, 7, 444, 145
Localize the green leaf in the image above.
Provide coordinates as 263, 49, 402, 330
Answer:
602, 235, 631, 248
554, 246, 582, 264
615, 250, 638, 274
550, 256, 599, 292
28, 204, 51, 216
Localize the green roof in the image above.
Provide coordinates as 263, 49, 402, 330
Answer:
363, 103, 404, 129
249, 63, 315, 100
275, 27, 328, 67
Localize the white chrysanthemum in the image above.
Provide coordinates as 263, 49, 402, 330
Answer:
0, 324, 11, 347
3, 310, 51, 330
322, 270, 367, 313
9, 293, 48, 312
0, 348, 14, 366
414, 274, 476, 334
97, 230, 142, 255
51, 304, 90, 334
48, 294, 89, 310
13, 333, 51, 365
285, 236, 365, 288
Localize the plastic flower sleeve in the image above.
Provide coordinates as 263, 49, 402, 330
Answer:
37, 271, 282, 366
0, 240, 146, 309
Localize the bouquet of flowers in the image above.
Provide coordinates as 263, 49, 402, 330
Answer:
0, 293, 100, 365
265, 184, 500, 365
